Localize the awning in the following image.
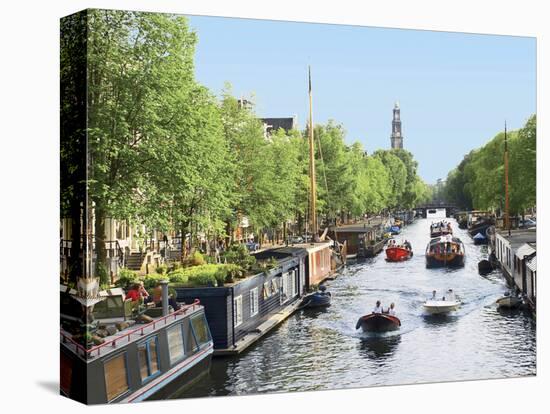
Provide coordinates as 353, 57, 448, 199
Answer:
516, 243, 536, 259
527, 256, 536, 272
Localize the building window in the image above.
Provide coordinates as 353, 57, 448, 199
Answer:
250, 287, 259, 316
167, 324, 185, 365
138, 336, 160, 382
104, 353, 129, 402
234, 295, 243, 327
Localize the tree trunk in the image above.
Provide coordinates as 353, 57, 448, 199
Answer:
68, 199, 82, 284
94, 202, 107, 282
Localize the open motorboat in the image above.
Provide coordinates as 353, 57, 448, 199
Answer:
385, 241, 413, 262
300, 285, 331, 309
355, 313, 401, 332
423, 290, 461, 314
496, 291, 522, 309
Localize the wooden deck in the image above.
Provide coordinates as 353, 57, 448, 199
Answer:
213, 300, 303, 356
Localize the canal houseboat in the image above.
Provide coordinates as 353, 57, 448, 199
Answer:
174, 247, 308, 355
467, 211, 495, 238
329, 223, 385, 259
425, 235, 465, 268
60, 291, 213, 404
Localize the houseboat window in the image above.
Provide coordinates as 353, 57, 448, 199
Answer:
263, 282, 270, 299
167, 324, 185, 364
138, 336, 160, 382
281, 271, 296, 303
60, 352, 73, 396
104, 353, 129, 402
234, 295, 243, 327
291, 270, 297, 297
183, 321, 198, 353
250, 287, 259, 316
190, 314, 212, 346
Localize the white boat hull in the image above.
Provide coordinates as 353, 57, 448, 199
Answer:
423, 300, 460, 314
496, 296, 522, 308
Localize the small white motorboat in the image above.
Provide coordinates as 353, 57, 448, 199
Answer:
496, 292, 522, 309
423, 289, 461, 314
423, 299, 460, 314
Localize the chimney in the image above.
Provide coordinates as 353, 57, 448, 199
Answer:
160, 279, 169, 316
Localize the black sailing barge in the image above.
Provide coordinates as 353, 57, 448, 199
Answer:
60, 297, 213, 404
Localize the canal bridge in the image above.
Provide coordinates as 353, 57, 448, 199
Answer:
414, 203, 459, 218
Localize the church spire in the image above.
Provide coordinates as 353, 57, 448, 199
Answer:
390, 101, 404, 149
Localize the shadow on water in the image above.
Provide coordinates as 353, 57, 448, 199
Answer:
300, 306, 331, 318
422, 313, 460, 327
358, 334, 401, 360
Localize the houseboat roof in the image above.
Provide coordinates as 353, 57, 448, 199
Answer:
495, 228, 536, 249
60, 300, 204, 363
329, 223, 378, 233
527, 255, 536, 272
515, 243, 536, 259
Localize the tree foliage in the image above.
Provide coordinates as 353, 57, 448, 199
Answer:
443, 115, 536, 214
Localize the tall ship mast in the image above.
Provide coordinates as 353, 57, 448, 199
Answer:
308, 66, 318, 238
504, 121, 510, 233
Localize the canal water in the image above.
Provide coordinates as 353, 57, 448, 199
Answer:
172, 218, 536, 399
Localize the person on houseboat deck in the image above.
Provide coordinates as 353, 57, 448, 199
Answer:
153, 282, 181, 311
372, 300, 383, 314
126, 282, 151, 303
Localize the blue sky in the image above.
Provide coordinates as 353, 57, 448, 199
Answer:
187, 15, 536, 184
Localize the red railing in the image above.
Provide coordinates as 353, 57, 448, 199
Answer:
60, 299, 202, 359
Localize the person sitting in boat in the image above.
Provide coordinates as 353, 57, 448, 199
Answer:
431, 290, 437, 300
372, 300, 383, 314
387, 302, 396, 316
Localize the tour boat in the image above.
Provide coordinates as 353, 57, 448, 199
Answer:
355, 313, 401, 332
60, 294, 213, 404
300, 285, 332, 308
425, 235, 465, 268
430, 221, 453, 238
385, 245, 413, 262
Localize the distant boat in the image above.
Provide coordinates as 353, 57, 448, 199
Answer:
423, 290, 461, 314
355, 313, 401, 332
425, 235, 465, 268
496, 292, 522, 309
478, 259, 494, 275
300, 285, 332, 309
473, 232, 488, 245
389, 225, 401, 235
430, 221, 452, 238
385, 244, 413, 262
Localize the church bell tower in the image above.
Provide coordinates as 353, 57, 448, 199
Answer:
390, 102, 404, 149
